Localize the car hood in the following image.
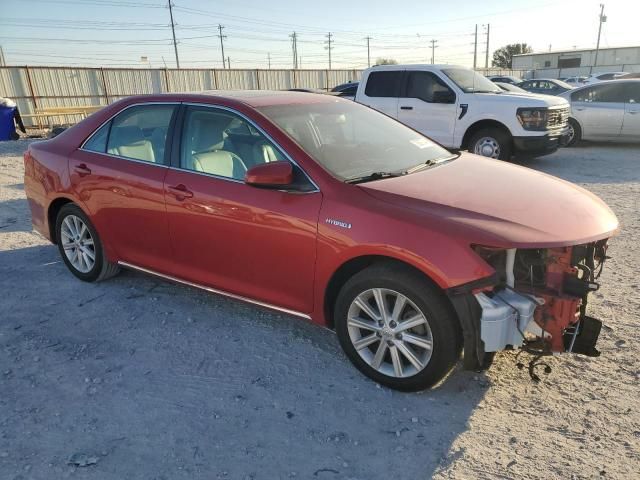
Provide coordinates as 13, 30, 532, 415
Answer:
474, 92, 568, 107
359, 153, 619, 248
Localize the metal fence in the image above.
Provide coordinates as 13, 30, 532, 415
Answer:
0, 66, 362, 126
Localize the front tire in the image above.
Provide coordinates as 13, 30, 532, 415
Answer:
566, 118, 582, 146
334, 264, 461, 391
468, 128, 512, 160
55, 203, 120, 282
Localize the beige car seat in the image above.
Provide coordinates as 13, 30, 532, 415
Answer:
189, 114, 247, 179
108, 126, 155, 162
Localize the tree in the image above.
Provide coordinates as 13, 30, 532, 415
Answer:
374, 58, 398, 65
491, 43, 533, 69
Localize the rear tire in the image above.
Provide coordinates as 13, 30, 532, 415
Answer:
55, 203, 120, 282
566, 118, 582, 147
468, 128, 512, 160
334, 263, 461, 391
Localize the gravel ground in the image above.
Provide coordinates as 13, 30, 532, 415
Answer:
1, 139, 639, 480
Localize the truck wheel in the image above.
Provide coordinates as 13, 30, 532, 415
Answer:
468, 128, 512, 160
566, 118, 581, 147
334, 263, 461, 391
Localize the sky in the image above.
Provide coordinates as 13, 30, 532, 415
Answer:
0, 0, 638, 69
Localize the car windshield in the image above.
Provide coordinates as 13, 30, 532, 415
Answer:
443, 68, 502, 93
257, 99, 454, 181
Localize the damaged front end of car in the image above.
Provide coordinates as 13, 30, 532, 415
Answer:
448, 240, 610, 372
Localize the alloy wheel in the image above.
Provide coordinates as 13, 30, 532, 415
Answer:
60, 215, 96, 273
567, 123, 575, 144
347, 288, 433, 378
473, 136, 501, 158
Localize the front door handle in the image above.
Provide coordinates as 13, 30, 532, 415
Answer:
167, 184, 194, 200
400, 106, 413, 110
575, 107, 586, 111
74, 163, 91, 177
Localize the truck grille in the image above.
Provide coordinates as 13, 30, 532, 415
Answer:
547, 107, 569, 129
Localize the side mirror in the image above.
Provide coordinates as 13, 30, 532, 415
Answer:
244, 161, 293, 188
432, 90, 456, 104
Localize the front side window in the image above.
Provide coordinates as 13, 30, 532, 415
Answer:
623, 83, 640, 103
180, 107, 288, 181
364, 71, 403, 98
404, 71, 455, 103
571, 84, 627, 103
106, 104, 176, 164
257, 99, 454, 181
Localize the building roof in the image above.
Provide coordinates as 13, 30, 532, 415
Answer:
513, 45, 640, 57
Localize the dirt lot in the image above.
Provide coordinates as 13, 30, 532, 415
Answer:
1, 139, 639, 480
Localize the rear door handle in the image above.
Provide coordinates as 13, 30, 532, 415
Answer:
628, 110, 639, 115
167, 184, 194, 200
400, 106, 413, 110
74, 163, 91, 177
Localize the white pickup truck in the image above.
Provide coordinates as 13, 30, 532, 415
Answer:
355, 64, 570, 160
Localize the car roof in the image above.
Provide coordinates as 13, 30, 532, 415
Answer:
116, 90, 342, 109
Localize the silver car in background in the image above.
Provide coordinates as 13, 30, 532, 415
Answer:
559, 79, 640, 145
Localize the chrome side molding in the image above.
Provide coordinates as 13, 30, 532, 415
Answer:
117, 261, 312, 320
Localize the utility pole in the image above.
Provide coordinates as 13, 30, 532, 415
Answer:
267, 53, 271, 69
0, 45, 6, 66
365, 36, 371, 67
325, 32, 333, 70
167, 1, 180, 69
217, 24, 227, 69
430, 39, 438, 64
290, 32, 298, 69
227, 56, 231, 69
472, 25, 478, 69
484, 23, 490, 68
593, 4, 606, 70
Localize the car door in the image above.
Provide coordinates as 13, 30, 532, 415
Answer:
72, 103, 177, 271
163, 105, 322, 313
396, 71, 457, 147
621, 82, 640, 139
570, 84, 625, 138
357, 70, 402, 118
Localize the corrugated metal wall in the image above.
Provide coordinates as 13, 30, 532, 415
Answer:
0, 66, 362, 126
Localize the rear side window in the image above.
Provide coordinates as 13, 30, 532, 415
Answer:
364, 71, 403, 97
106, 104, 176, 164
83, 122, 110, 153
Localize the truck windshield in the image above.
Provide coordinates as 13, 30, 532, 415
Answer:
257, 99, 454, 182
442, 68, 502, 93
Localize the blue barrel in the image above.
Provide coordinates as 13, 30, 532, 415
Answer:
0, 103, 17, 141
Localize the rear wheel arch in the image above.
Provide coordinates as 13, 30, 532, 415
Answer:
48, 197, 74, 243
323, 255, 455, 330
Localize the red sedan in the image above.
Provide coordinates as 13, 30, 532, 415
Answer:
23, 91, 618, 391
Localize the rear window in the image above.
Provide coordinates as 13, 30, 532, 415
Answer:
364, 71, 403, 97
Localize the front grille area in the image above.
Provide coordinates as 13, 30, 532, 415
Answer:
547, 106, 569, 129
